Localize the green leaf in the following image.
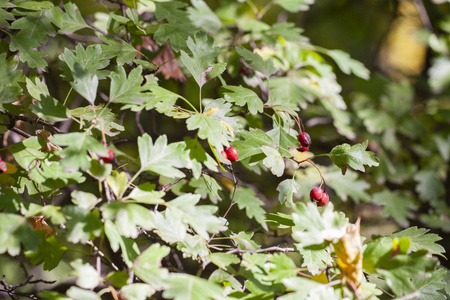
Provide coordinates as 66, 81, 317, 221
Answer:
102, 202, 155, 238
326, 49, 370, 79
292, 203, 348, 247
119, 284, 155, 300
0, 53, 23, 103
412, 268, 447, 300
0, 0, 15, 27
9, 9, 55, 68
163, 274, 223, 300
133, 243, 170, 290
274, 0, 316, 13
176, 234, 209, 260
235, 187, 267, 230
104, 220, 140, 267
189, 174, 222, 204
236, 46, 276, 78
298, 247, 333, 275
180, 32, 220, 87
280, 277, 335, 300
186, 113, 230, 151
277, 179, 301, 205
0, 213, 40, 255
264, 253, 298, 283
59, 44, 109, 104
372, 190, 417, 227
26, 77, 69, 122
109, 66, 151, 104
209, 253, 240, 269
70, 105, 124, 136
230, 232, 261, 251
53, 132, 105, 171
71, 191, 101, 210
70, 259, 101, 289
327, 140, 379, 173
154, 1, 198, 52
62, 206, 102, 244
152, 210, 187, 243
326, 167, 371, 202
184, 138, 218, 179
138, 134, 189, 178
270, 77, 312, 111
261, 146, 285, 177
209, 269, 242, 291
10, 34, 48, 68
106, 171, 128, 199
233, 129, 274, 161
99, 36, 138, 65
187, 0, 222, 34
266, 125, 298, 158
166, 193, 226, 239
49, 2, 89, 34
125, 185, 165, 204
26, 236, 67, 271
413, 170, 446, 202
389, 227, 445, 257
66, 287, 100, 300
223, 85, 263, 114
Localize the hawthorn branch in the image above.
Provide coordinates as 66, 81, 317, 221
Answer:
0, 275, 56, 300
225, 246, 295, 254
0, 109, 62, 135
86, 240, 120, 271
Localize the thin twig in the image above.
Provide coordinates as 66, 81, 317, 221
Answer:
86, 240, 120, 271
225, 246, 295, 254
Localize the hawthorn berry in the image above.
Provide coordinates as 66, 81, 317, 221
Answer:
101, 149, 115, 164
297, 146, 309, 152
298, 132, 312, 147
220, 150, 228, 160
310, 187, 323, 201
224, 146, 239, 162
317, 192, 329, 206
0, 160, 7, 174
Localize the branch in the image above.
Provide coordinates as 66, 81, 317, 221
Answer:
225, 246, 295, 254
0, 108, 62, 134
86, 240, 120, 271
0, 275, 56, 300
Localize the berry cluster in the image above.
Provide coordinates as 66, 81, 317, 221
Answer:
297, 131, 311, 152
309, 187, 329, 206
221, 146, 239, 162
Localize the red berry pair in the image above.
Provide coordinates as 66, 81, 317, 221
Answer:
221, 146, 239, 162
310, 187, 329, 206
100, 149, 115, 164
297, 132, 311, 152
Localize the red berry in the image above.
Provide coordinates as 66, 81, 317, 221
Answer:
239, 65, 253, 77
297, 146, 309, 152
317, 192, 329, 206
310, 187, 323, 201
224, 146, 239, 162
220, 150, 228, 160
298, 132, 311, 147
101, 149, 115, 164
0, 161, 7, 174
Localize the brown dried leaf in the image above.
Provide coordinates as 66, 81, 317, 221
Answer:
27, 215, 55, 238
36, 129, 62, 152
333, 218, 363, 293
153, 43, 186, 82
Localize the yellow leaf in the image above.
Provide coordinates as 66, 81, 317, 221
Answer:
312, 271, 329, 284
333, 218, 363, 292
